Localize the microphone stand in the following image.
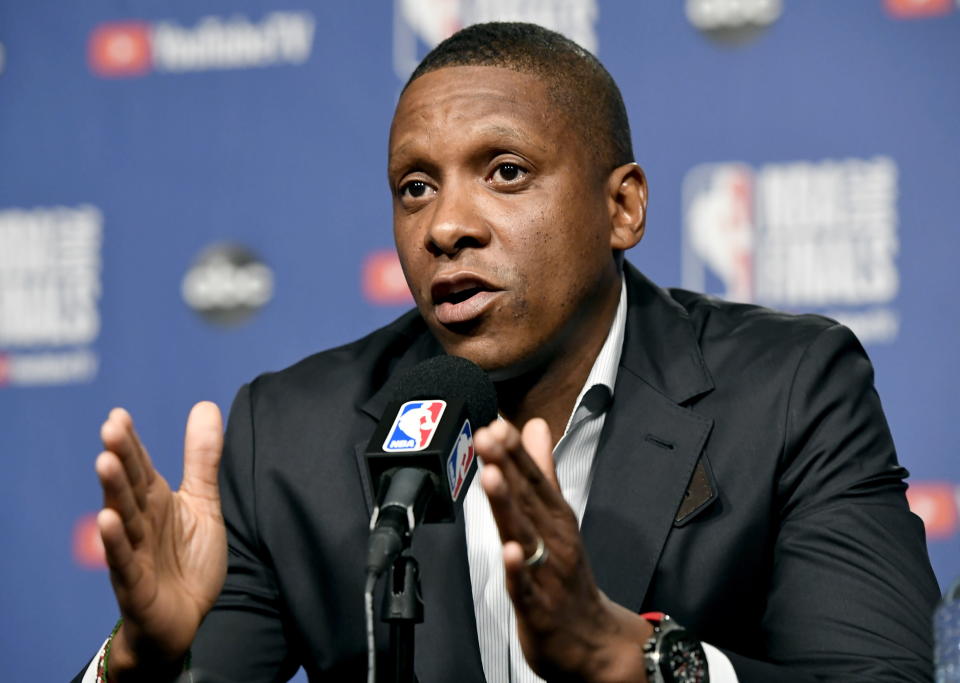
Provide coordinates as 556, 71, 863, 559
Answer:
381, 551, 423, 683
368, 468, 434, 682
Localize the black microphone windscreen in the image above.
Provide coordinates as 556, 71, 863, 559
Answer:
392, 355, 498, 428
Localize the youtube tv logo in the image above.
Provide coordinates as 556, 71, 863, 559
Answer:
87, 13, 315, 78
88, 22, 152, 77
884, 0, 953, 18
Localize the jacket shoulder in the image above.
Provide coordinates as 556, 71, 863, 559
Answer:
667, 287, 842, 349
663, 287, 866, 395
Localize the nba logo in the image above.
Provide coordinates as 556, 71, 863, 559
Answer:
447, 420, 474, 501
392, 0, 598, 81
393, 0, 463, 80
682, 163, 756, 303
383, 400, 446, 451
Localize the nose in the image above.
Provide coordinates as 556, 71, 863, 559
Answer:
424, 184, 491, 257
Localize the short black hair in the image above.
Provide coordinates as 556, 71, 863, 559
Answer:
406, 22, 634, 172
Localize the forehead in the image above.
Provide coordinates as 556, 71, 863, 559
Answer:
389, 66, 572, 165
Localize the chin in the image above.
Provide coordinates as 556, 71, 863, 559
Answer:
433, 334, 508, 373
442, 340, 547, 386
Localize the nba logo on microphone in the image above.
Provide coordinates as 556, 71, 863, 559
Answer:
447, 420, 474, 501
383, 400, 446, 451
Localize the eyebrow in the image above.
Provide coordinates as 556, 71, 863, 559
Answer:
483, 124, 535, 146
390, 123, 548, 167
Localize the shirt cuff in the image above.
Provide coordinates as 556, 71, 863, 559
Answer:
703, 641, 739, 682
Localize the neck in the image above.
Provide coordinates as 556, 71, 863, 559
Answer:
494, 273, 621, 448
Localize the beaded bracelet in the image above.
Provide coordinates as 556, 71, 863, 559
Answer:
95, 618, 123, 683
95, 619, 192, 683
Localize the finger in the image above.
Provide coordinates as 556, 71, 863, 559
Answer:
480, 462, 542, 556
474, 419, 521, 467
180, 401, 223, 504
491, 420, 560, 502
477, 424, 555, 545
480, 465, 555, 570
101, 408, 151, 508
123, 409, 158, 485
503, 541, 549, 618
503, 539, 527, 571
520, 418, 558, 490
484, 461, 564, 626
97, 507, 143, 590
96, 451, 147, 546
477, 421, 565, 513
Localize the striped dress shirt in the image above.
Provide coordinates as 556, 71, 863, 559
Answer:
462, 276, 737, 683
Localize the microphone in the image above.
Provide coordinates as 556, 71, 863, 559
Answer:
364, 355, 498, 577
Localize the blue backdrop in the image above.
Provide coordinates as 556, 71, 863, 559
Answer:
1, 1, 957, 678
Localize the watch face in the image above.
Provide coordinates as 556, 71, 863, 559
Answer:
661, 630, 709, 683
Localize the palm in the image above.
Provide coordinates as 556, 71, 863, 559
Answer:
96, 402, 226, 665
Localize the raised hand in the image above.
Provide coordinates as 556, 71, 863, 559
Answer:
474, 418, 652, 683
94, 402, 227, 682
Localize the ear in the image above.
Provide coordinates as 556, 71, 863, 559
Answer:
606, 163, 648, 251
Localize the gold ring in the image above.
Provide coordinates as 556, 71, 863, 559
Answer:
524, 536, 549, 568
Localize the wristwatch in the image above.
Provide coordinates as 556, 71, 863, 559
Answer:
641, 612, 709, 683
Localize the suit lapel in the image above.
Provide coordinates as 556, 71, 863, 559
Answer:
353, 335, 486, 682
582, 265, 715, 612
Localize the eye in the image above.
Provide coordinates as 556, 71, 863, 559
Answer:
491, 163, 527, 183
399, 179, 434, 199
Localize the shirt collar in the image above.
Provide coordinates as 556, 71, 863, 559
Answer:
563, 274, 627, 435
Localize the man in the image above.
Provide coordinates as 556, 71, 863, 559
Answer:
79, 23, 939, 682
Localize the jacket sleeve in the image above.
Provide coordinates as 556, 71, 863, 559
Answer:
189, 382, 301, 681
729, 323, 940, 682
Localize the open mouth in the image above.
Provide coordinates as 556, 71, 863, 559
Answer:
439, 286, 485, 305
431, 276, 501, 325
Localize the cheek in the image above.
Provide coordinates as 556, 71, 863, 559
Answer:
502, 213, 576, 314
507, 273, 531, 321
393, 226, 426, 287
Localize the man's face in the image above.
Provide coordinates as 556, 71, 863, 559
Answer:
388, 65, 622, 377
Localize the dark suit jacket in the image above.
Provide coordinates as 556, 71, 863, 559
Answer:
88, 264, 940, 682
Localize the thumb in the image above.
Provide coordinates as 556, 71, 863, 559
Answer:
520, 418, 559, 490
180, 401, 223, 503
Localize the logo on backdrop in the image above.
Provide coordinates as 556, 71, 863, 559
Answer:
447, 419, 474, 500
73, 513, 107, 569
393, 0, 598, 80
884, 0, 954, 18
383, 400, 446, 451
682, 156, 901, 345
0, 41, 6, 76
363, 250, 413, 306
89, 22, 152, 77
906, 483, 959, 540
685, 0, 782, 45
0, 205, 102, 387
181, 243, 274, 327
88, 11, 316, 78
